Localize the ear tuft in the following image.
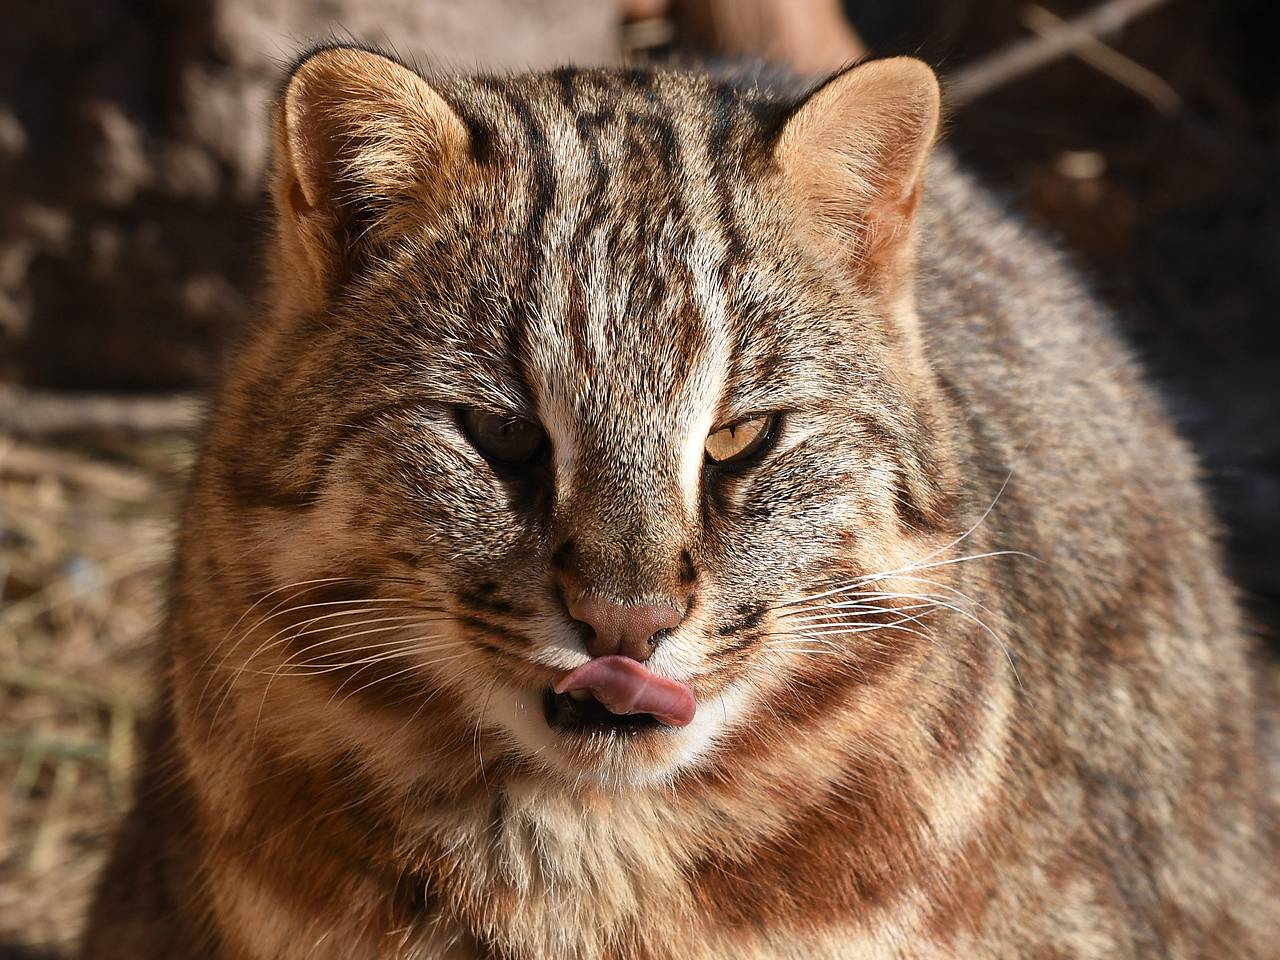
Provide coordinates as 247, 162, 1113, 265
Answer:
776, 57, 941, 297
271, 46, 469, 303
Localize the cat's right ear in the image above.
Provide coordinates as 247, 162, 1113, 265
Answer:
270, 46, 469, 306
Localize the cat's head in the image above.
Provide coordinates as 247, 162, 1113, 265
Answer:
206, 48, 955, 789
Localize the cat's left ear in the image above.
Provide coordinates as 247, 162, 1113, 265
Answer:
775, 58, 941, 301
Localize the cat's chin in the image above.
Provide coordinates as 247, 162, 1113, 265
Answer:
483, 682, 752, 789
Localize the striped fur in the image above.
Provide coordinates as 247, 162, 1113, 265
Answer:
82, 48, 1280, 959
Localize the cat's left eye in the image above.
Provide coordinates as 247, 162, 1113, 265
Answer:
705, 414, 778, 469
459, 409, 547, 466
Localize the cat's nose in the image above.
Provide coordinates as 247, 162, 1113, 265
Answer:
564, 590, 684, 662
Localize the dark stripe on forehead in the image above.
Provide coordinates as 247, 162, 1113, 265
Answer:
748, 94, 801, 151
618, 66, 657, 92
669, 302, 710, 397
623, 105, 705, 395
625, 109, 679, 173
561, 272, 593, 375
551, 65, 580, 107
481, 79, 558, 386
707, 82, 750, 274
571, 107, 617, 253
556, 89, 707, 400
453, 107, 498, 167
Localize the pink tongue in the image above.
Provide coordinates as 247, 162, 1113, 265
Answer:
553, 656, 697, 728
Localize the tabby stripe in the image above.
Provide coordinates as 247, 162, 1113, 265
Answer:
706, 82, 750, 278
484, 80, 557, 385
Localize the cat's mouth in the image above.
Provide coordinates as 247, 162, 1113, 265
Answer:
542, 655, 696, 735
542, 687, 668, 734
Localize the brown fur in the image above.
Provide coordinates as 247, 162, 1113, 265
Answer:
82, 47, 1280, 959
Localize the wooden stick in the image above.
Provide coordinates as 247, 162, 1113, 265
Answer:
0, 735, 108, 762
1021, 4, 1180, 113
0, 440, 158, 500
669, 0, 867, 74
0, 660, 140, 711
948, 0, 1174, 106
0, 386, 203, 436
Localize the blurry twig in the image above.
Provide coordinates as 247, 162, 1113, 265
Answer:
0, 386, 203, 436
622, 16, 676, 54
0, 660, 141, 711
0, 664, 141, 797
1021, 4, 1180, 113
105, 700, 136, 801
0, 439, 157, 499
27, 760, 80, 873
0, 735, 108, 763
948, 0, 1174, 106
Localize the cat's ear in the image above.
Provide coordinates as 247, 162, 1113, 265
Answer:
775, 58, 940, 301
270, 46, 469, 304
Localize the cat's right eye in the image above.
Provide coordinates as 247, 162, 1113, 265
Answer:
459, 409, 547, 467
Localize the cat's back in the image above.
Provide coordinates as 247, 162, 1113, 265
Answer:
920, 151, 1219, 558
916, 150, 1280, 954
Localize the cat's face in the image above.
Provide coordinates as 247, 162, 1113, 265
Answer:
224, 51, 947, 788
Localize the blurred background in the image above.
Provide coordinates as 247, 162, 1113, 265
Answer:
0, 0, 1275, 954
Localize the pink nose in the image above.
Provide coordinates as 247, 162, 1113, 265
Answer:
565, 592, 684, 662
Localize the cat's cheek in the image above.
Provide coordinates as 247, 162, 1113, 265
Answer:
251, 486, 362, 587
249, 472, 448, 588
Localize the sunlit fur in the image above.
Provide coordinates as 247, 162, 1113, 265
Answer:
83, 48, 1279, 960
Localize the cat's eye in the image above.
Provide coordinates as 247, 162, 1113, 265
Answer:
459, 409, 547, 466
705, 414, 778, 469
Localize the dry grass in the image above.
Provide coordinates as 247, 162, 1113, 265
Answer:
0, 430, 193, 954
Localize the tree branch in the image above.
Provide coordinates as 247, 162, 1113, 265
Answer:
0, 387, 203, 436
947, 0, 1174, 107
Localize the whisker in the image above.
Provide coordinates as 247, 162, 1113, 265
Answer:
211, 605, 412, 724
779, 599, 942, 623
251, 628, 459, 737
229, 601, 442, 682
331, 648, 472, 710
208, 593, 449, 733
474, 678, 500, 787
263, 614, 455, 669
861, 574, 997, 616
198, 577, 358, 712
780, 550, 1033, 610
265, 633, 456, 676
248, 633, 462, 745
204, 578, 431, 674
766, 619, 933, 644
911, 463, 1018, 569
799, 588, 1024, 692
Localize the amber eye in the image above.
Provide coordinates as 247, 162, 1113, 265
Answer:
704, 414, 778, 469
459, 409, 547, 466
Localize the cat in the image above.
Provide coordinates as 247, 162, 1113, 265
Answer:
80, 46, 1280, 959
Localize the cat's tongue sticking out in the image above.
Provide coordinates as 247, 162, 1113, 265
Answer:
553, 656, 697, 727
